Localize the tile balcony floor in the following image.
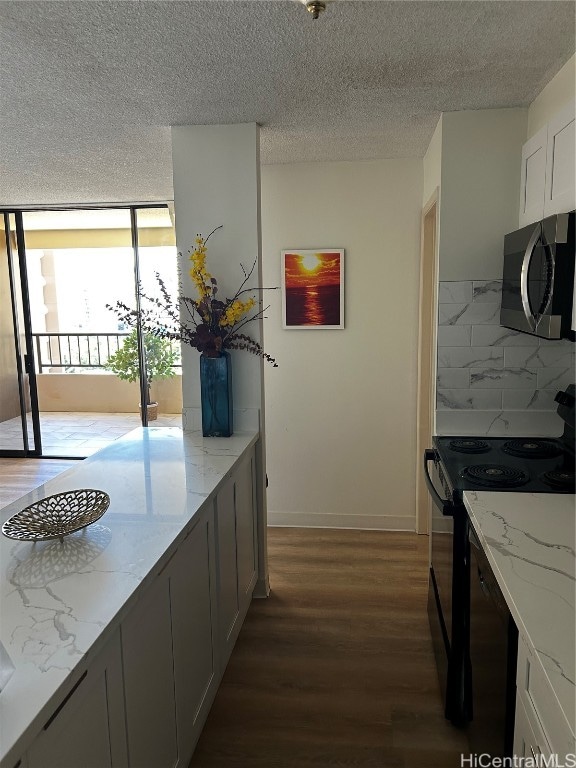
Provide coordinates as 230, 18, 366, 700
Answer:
0, 412, 182, 457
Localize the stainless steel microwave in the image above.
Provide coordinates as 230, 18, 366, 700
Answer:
500, 211, 575, 340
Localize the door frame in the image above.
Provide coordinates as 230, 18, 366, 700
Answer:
0, 211, 42, 457
0, 203, 173, 458
415, 189, 439, 536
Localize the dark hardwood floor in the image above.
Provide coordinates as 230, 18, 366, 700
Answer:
189, 527, 469, 768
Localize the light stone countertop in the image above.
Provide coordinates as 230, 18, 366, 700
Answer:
463, 491, 575, 745
0, 427, 258, 768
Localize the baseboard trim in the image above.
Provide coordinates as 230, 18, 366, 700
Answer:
267, 511, 415, 532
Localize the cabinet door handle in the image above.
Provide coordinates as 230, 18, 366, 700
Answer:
43, 671, 87, 730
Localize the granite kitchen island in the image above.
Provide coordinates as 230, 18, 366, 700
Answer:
0, 427, 262, 768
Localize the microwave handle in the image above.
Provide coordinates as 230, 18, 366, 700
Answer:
423, 450, 452, 517
520, 223, 541, 332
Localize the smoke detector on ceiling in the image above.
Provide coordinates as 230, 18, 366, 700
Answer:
300, 0, 327, 20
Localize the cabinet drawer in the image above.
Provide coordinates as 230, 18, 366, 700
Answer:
514, 694, 550, 761
516, 636, 574, 759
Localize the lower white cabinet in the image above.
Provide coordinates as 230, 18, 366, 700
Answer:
27, 630, 128, 768
121, 568, 178, 768
19, 446, 258, 768
215, 450, 257, 666
514, 695, 550, 763
514, 634, 575, 763
235, 452, 258, 619
121, 507, 219, 768
215, 475, 240, 662
170, 512, 218, 762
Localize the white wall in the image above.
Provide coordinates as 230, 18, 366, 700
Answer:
261, 159, 422, 530
171, 124, 264, 432
439, 108, 527, 281
422, 115, 442, 207
36, 374, 182, 413
527, 54, 576, 139
171, 123, 270, 596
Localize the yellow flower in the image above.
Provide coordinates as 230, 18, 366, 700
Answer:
219, 297, 256, 327
189, 236, 213, 298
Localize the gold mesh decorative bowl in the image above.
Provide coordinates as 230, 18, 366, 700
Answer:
2, 489, 110, 542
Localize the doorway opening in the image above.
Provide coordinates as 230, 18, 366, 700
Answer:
0, 205, 182, 459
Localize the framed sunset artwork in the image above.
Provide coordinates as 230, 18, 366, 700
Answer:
281, 249, 345, 329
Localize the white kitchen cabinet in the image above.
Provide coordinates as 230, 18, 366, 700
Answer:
514, 695, 551, 763
121, 570, 178, 768
121, 449, 257, 767
519, 101, 576, 227
544, 101, 576, 218
26, 630, 128, 768
169, 511, 218, 764
215, 475, 241, 663
0, 433, 261, 768
234, 451, 258, 618
519, 125, 548, 228
215, 450, 257, 665
514, 634, 575, 763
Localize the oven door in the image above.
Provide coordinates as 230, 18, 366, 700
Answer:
424, 449, 470, 726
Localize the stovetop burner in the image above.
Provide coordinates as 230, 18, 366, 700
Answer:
435, 421, 575, 493
540, 470, 576, 491
501, 439, 563, 460
449, 439, 491, 454
461, 464, 530, 489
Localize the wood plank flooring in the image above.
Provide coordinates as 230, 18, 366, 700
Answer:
189, 527, 469, 768
0, 458, 79, 508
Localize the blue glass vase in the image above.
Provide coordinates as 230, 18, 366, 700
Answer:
200, 351, 233, 437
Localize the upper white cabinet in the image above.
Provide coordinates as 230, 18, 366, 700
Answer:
519, 125, 548, 227
544, 101, 576, 218
519, 101, 576, 227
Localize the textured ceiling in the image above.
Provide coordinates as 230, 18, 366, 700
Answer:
0, 1, 574, 206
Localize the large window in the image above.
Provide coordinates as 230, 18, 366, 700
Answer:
0, 205, 181, 459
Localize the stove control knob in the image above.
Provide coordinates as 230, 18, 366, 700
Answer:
555, 390, 575, 407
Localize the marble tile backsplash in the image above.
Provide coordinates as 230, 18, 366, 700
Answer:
436, 280, 575, 436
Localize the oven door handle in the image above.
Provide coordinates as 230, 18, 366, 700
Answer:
423, 449, 453, 517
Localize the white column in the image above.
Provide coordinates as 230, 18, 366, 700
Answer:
171, 123, 269, 595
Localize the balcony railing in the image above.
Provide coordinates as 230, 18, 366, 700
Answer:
32, 333, 181, 374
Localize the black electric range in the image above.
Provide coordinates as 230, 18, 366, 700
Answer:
434, 434, 575, 495
424, 384, 576, 743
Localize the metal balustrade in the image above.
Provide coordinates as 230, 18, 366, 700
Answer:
32, 333, 181, 373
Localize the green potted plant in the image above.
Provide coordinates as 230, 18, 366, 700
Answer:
104, 328, 178, 421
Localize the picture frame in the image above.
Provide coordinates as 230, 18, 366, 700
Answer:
281, 249, 345, 329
